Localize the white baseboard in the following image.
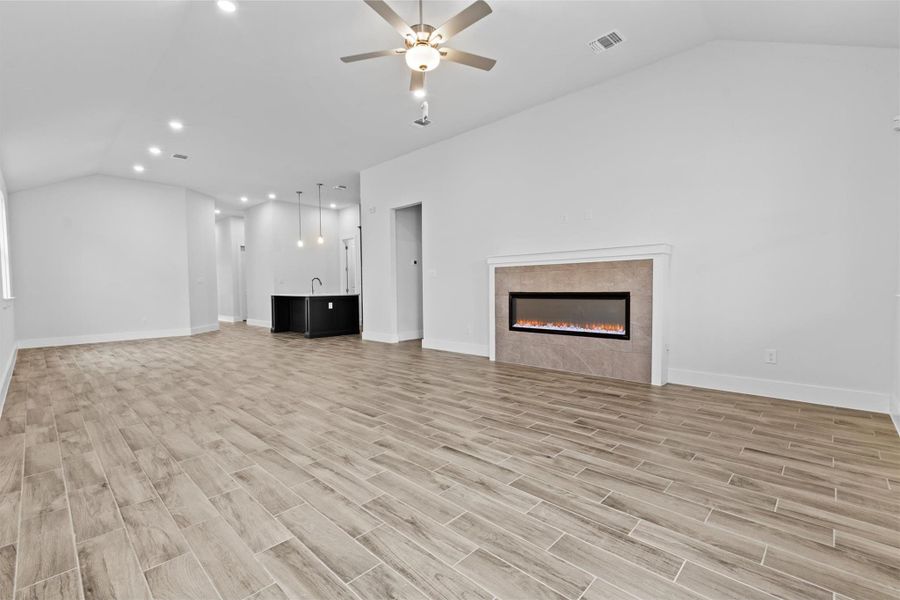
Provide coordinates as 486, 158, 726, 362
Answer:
191, 323, 219, 335
17, 328, 193, 349
362, 331, 399, 343
397, 330, 424, 342
218, 315, 239, 323
246, 319, 271, 329
0, 345, 17, 416
667, 368, 891, 414
891, 394, 900, 436
422, 338, 489, 357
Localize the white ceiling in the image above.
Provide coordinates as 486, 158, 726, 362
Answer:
1, 1, 896, 210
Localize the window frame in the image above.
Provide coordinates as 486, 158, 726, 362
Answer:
0, 190, 13, 300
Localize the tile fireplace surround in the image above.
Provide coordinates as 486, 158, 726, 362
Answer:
495, 260, 652, 382
487, 245, 671, 385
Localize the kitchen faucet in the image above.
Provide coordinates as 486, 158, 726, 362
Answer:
311, 277, 322, 295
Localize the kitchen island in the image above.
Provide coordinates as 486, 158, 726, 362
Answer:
270, 294, 360, 338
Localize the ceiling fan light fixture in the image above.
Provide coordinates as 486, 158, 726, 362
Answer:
412, 88, 426, 99
405, 43, 440, 72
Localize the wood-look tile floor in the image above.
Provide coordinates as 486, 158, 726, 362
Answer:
0, 323, 898, 600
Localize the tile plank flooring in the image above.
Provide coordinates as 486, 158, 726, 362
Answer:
1, 323, 898, 600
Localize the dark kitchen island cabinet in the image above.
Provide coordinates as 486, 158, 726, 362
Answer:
270, 294, 360, 338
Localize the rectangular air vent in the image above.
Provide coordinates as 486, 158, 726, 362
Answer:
588, 31, 624, 54
171, 153, 188, 160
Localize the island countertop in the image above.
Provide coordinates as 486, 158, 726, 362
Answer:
270, 293, 359, 298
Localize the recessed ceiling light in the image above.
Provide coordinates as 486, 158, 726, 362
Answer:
240, 196, 248, 203
133, 164, 145, 173
329, 203, 337, 209
214, 209, 221, 215
268, 193, 276, 199
168, 120, 184, 131
148, 146, 162, 156
217, 0, 237, 13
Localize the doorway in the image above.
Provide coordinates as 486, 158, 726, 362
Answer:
394, 204, 423, 341
238, 242, 248, 321
342, 237, 358, 295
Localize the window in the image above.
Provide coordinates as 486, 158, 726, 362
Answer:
0, 191, 12, 299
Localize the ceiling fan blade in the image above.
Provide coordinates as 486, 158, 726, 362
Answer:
340, 48, 405, 63
430, 0, 492, 44
410, 70, 425, 93
439, 47, 496, 71
363, 0, 415, 38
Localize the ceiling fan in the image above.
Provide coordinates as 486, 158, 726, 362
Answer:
341, 0, 496, 97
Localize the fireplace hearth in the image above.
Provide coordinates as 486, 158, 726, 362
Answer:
509, 291, 630, 339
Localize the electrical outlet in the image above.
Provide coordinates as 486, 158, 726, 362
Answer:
764, 349, 777, 364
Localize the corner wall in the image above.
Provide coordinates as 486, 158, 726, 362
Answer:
361, 41, 899, 414
10, 174, 218, 347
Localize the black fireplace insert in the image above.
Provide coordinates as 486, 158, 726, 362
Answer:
508, 292, 630, 339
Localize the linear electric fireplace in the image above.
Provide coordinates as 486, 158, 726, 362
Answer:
509, 291, 630, 339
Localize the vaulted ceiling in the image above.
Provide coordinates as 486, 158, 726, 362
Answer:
0, 1, 896, 210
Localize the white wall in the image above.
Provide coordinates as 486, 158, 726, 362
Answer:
894, 150, 900, 431
10, 174, 219, 346
395, 204, 423, 340
244, 201, 348, 327
186, 189, 219, 333
216, 217, 245, 322
361, 41, 899, 413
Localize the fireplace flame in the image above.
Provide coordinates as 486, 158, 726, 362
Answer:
513, 319, 626, 335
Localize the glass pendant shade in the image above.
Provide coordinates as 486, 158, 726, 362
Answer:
405, 44, 440, 72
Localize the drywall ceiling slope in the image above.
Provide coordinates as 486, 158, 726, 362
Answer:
0, 1, 188, 192
0, 1, 896, 209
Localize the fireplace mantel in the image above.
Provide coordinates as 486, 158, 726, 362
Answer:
486, 244, 672, 386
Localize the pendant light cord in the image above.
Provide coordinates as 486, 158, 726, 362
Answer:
317, 183, 323, 238
296, 191, 302, 241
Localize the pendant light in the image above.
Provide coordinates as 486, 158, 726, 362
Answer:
295, 191, 304, 248
316, 183, 325, 244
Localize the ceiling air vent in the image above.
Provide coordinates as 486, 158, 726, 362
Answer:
171, 153, 189, 160
588, 31, 624, 54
